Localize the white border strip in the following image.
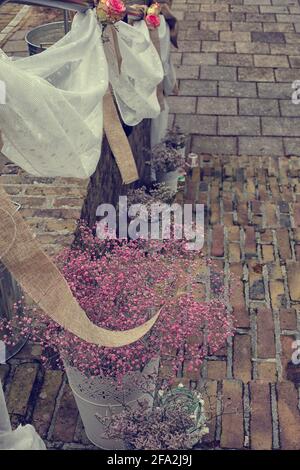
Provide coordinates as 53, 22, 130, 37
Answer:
0, 5, 31, 44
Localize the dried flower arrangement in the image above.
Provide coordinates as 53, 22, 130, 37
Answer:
150, 143, 185, 174
127, 183, 176, 207
165, 126, 187, 151
99, 384, 209, 450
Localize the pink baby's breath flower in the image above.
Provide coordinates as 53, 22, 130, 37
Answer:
0, 223, 235, 383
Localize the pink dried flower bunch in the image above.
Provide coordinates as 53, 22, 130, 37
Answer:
0, 224, 234, 383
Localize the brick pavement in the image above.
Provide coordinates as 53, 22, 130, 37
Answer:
169, 0, 300, 157
1, 155, 300, 450
0, 3, 300, 451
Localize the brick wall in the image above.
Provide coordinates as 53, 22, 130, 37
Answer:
0, 119, 151, 318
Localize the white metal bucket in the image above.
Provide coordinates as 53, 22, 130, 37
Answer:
65, 357, 160, 449
157, 168, 183, 192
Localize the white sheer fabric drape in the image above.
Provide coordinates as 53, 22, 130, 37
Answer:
0, 10, 175, 178
104, 20, 164, 127
0, 10, 108, 178
0, 379, 46, 450
151, 15, 176, 148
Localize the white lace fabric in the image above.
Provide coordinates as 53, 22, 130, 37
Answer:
151, 15, 175, 148
104, 20, 164, 127
0, 10, 108, 178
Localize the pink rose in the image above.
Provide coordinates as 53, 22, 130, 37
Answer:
106, 0, 126, 15
145, 13, 160, 29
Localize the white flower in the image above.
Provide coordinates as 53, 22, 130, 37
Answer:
201, 427, 209, 436
178, 383, 184, 388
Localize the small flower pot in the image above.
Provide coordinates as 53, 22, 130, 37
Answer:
157, 168, 184, 192
175, 144, 186, 159
64, 356, 160, 449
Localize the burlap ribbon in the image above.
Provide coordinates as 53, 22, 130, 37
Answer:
102, 25, 139, 185
0, 184, 160, 347
103, 90, 139, 184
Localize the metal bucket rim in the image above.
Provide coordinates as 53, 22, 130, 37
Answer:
24, 21, 70, 48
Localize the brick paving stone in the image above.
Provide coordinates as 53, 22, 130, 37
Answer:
197, 97, 238, 115
275, 68, 300, 81
249, 381, 273, 450
233, 334, 252, 382
229, 263, 250, 327
175, 114, 217, 134
218, 53, 254, 66
219, 116, 260, 135
254, 54, 289, 67
284, 138, 300, 156
211, 224, 225, 256
262, 117, 300, 137
174, 64, 199, 79
247, 13, 276, 22
220, 380, 244, 449
244, 226, 257, 257
32, 370, 63, 438
200, 20, 230, 31
279, 308, 297, 331
256, 308, 276, 359
218, 81, 257, 98
287, 262, 300, 301
179, 80, 217, 96
276, 228, 292, 259
280, 335, 295, 379
7, 363, 39, 416
251, 31, 285, 43
52, 383, 79, 442
263, 22, 294, 32
256, 362, 277, 381
233, 23, 263, 33
279, 100, 300, 117
239, 136, 284, 156
201, 41, 235, 55
238, 67, 275, 81
239, 98, 279, 116
192, 136, 237, 154
200, 380, 218, 444
182, 52, 217, 65
200, 64, 237, 80
168, 96, 197, 114
206, 360, 227, 379
277, 381, 300, 450
220, 31, 252, 42
236, 41, 270, 53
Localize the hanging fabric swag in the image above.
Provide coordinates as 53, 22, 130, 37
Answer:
0, 8, 177, 179
104, 20, 164, 127
0, 10, 151, 183
0, 11, 109, 179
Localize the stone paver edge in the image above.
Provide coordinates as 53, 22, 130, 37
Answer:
0, 5, 31, 48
